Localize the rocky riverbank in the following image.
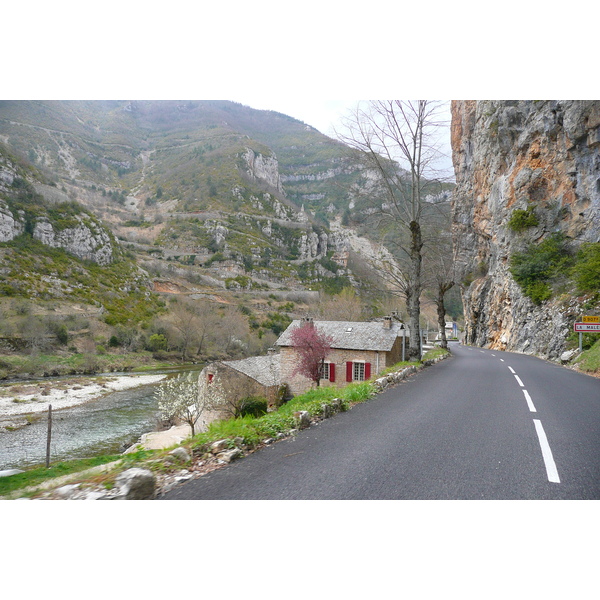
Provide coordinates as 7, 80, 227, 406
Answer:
0, 373, 167, 432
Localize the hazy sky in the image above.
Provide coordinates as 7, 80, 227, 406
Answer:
237, 99, 455, 178
237, 99, 361, 138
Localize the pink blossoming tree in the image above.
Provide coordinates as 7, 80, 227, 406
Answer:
290, 321, 334, 387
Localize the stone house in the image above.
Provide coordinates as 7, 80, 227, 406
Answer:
275, 317, 408, 396
201, 353, 283, 418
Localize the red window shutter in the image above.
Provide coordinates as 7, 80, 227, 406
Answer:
329, 363, 335, 382
365, 362, 371, 380
346, 361, 353, 382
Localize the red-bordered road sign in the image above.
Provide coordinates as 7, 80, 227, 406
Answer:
574, 322, 600, 332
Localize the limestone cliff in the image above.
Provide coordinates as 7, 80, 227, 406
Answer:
451, 100, 600, 359
1, 148, 115, 265
32, 215, 113, 266
242, 148, 283, 193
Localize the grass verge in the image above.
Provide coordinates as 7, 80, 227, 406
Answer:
1, 348, 450, 496
0, 454, 122, 497
574, 339, 600, 374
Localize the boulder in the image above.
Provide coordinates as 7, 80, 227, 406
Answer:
114, 468, 156, 500
210, 439, 230, 454
560, 349, 578, 362
374, 377, 388, 390
294, 410, 311, 429
53, 484, 81, 499
169, 447, 191, 462
330, 398, 343, 412
217, 448, 242, 463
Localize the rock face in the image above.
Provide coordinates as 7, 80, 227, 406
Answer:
451, 100, 600, 359
0, 200, 24, 242
242, 148, 283, 193
33, 216, 113, 265
1, 150, 115, 265
299, 230, 328, 260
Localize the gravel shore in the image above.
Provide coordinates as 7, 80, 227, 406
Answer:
0, 374, 167, 418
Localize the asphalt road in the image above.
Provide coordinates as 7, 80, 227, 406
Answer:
161, 343, 600, 500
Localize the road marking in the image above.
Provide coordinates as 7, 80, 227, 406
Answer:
491, 353, 496, 356
500, 359, 505, 362
533, 420, 560, 483
514, 375, 525, 387
523, 390, 536, 412
508, 366, 516, 374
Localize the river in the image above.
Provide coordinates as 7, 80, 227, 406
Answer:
0, 368, 203, 471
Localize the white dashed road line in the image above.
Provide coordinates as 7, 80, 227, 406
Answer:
505, 360, 560, 483
522, 390, 537, 412
533, 419, 561, 483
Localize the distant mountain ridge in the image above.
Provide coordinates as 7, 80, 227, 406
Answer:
0, 100, 357, 217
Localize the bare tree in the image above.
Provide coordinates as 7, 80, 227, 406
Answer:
317, 288, 366, 321
169, 298, 204, 361
217, 306, 251, 357
337, 100, 448, 360
419, 196, 461, 349
423, 232, 456, 349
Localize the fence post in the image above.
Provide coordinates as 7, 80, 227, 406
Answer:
46, 404, 52, 468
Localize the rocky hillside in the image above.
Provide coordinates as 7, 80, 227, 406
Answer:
0, 144, 162, 326
0, 100, 382, 298
451, 100, 600, 359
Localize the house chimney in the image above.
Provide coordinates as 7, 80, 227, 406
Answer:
302, 316, 314, 326
383, 316, 392, 330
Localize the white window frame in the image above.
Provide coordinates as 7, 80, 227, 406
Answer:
353, 361, 365, 381
320, 362, 331, 380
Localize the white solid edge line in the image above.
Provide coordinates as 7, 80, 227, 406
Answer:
533, 419, 561, 483
514, 375, 525, 387
508, 366, 516, 374
523, 389, 537, 412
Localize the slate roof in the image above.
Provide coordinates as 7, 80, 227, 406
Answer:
276, 320, 405, 352
221, 354, 281, 387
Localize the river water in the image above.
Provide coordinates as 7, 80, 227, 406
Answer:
0, 368, 202, 471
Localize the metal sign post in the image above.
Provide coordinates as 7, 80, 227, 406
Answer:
574, 320, 600, 352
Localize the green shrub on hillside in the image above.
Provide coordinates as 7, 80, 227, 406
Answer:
571, 242, 600, 295
508, 206, 539, 232
509, 233, 572, 304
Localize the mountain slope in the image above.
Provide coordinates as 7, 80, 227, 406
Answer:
0, 100, 376, 299
0, 143, 163, 326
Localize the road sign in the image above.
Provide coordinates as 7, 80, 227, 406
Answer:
574, 322, 600, 332
582, 316, 600, 323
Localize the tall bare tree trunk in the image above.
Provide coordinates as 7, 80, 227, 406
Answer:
437, 288, 448, 350
407, 220, 423, 359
